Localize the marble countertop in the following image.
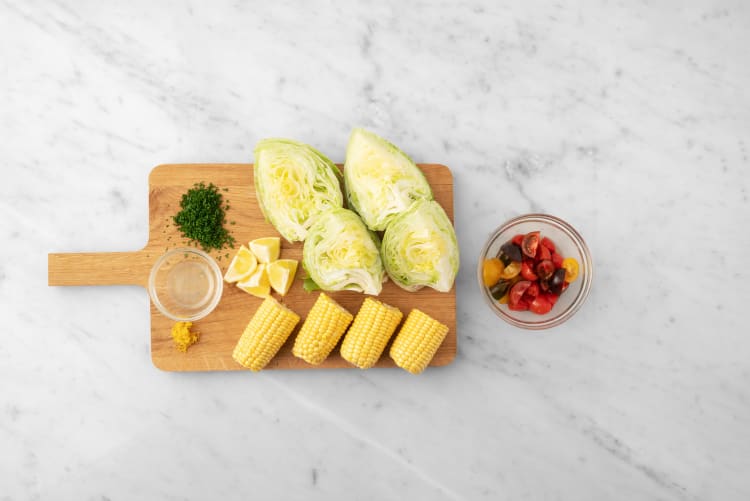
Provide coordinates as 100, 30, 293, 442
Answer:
2, 1, 749, 499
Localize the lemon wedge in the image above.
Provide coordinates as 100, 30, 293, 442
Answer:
223, 245, 258, 283
237, 264, 270, 298
249, 237, 281, 264
267, 259, 298, 296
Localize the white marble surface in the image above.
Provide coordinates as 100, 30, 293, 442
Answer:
2, 0, 749, 499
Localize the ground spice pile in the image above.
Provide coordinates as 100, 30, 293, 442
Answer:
173, 182, 236, 251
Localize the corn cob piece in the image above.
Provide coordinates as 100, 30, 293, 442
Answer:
293, 293, 354, 365
232, 297, 300, 371
340, 298, 403, 369
389, 309, 449, 374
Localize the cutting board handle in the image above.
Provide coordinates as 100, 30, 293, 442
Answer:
48, 251, 153, 288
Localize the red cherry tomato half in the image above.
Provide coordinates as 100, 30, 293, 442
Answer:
512, 234, 524, 246
541, 237, 556, 252
509, 280, 532, 307
551, 251, 563, 268
520, 260, 538, 281
521, 232, 540, 258
523, 282, 540, 301
536, 260, 555, 280
529, 295, 553, 314
536, 244, 551, 262
508, 298, 529, 311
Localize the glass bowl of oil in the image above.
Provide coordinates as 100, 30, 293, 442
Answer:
148, 247, 223, 321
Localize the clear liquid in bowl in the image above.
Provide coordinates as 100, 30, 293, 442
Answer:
166, 260, 213, 307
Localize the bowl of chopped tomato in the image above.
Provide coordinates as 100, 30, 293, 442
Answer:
477, 214, 593, 329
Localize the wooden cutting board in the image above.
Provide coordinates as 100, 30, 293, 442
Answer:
48, 164, 456, 372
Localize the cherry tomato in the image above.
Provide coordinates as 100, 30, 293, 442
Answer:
508, 298, 529, 311
551, 251, 563, 268
541, 237, 556, 252
521, 231, 540, 258
512, 234, 524, 246
489, 279, 512, 300
536, 244, 551, 262
482, 258, 504, 286
544, 292, 559, 305
523, 282, 539, 301
520, 260, 538, 281
500, 242, 523, 263
549, 268, 566, 295
509, 280, 531, 307
561, 281, 569, 292
499, 261, 522, 280
529, 295, 553, 314
561, 257, 579, 282
536, 260, 555, 280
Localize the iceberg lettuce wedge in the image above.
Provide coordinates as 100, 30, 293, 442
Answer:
254, 139, 343, 242
344, 128, 432, 231
303, 208, 385, 295
381, 200, 459, 292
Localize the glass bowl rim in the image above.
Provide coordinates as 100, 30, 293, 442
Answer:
477, 213, 593, 330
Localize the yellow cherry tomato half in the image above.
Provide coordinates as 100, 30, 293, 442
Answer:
499, 261, 522, 280
561, 257, 579, 282
482, 258, 505, 286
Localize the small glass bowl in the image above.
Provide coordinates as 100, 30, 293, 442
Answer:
477, 214, 593, 329
148, 248, 223, 321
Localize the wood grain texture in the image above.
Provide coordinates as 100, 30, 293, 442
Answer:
48, 164, 456, 372
48, 252, 151, 287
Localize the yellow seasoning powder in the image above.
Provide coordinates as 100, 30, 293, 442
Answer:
171, 321, 199, 352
